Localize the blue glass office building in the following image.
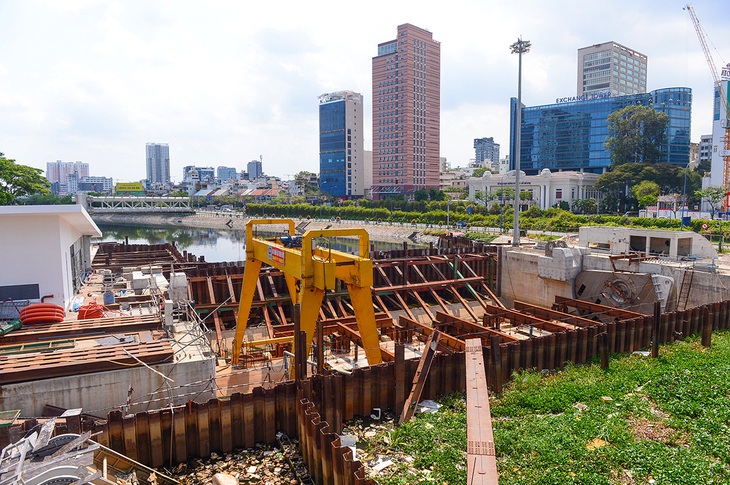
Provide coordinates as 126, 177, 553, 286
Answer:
319, 91, 364, 198
319, 100, 346, 196
509, 87, 692, 174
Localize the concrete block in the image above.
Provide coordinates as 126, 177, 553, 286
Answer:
131, 271, 151, 290
538, 247, 582, 281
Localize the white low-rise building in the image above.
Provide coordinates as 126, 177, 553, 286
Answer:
468, 169, 601, 209
0, 205, 101, 310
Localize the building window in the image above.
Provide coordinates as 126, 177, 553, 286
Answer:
556, 189, 562, 200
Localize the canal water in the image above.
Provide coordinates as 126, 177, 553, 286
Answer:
96, 224, 417, 263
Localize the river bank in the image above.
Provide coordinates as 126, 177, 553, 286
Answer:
91, 211, 441, 246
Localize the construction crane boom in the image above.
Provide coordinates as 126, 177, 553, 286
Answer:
685, 4, 730, 188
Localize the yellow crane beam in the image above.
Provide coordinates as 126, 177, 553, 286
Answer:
232, 219, 382, 369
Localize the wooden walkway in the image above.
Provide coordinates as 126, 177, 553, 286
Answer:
465, 338, 498, 484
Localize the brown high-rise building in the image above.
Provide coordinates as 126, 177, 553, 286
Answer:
372, 24, 440, 199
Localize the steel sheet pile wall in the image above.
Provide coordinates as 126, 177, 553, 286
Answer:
298, 396, 374, 485
4, 300, 729, 484
91, 382, 298, 467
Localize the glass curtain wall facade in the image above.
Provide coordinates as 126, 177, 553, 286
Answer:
509, 87, 692, 175
318, 91, 364, 198
319, 101, 347, 196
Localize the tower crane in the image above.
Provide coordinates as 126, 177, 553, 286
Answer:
685, 4, 730, 189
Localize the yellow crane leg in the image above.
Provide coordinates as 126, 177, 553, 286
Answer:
347, 284, 383, 365
232, 258, 263, 366
284, 274, 300, 305
299, 286, 325, 357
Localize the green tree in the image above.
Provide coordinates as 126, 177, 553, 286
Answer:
696, 159, 711, 177
471, 167, 489, 177
0, 153, 51, 204
596, 163, 644, 213
429, 187, 447, 201
632, 180, 660, 209
22, 193, 72, 205
604, 105, 669, 166
695, 186, 727, 220
414, 188, 429, 202
294, 171, 319, 196
571, 198, 597, 214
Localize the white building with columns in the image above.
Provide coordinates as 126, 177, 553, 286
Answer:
468, 169, 601, 209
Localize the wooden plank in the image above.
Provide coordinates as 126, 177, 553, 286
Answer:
465, 338, 498, 484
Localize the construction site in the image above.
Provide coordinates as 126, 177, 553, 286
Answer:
3, 214, 730, 484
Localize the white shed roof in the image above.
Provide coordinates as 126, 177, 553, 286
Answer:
0, 205, 102, 237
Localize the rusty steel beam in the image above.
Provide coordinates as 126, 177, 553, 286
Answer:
399, 330, 441, 424
373, 276, 484, 292
1, 314, 163, 345
0, 342, 174, 385
484, 303, 574, 333
458, 259, 505, 309
553, 295, 647, 319
410, 264, 453, 316
272, 314, 394, 337
435, 311, 518, 344
514, 300, 600, 328
335, 323, 395, 362
464, 338, 498, 484
398, 315, 465, 352
425, 255, 481, 321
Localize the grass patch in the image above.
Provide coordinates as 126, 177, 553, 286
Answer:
366, 332, 730, 484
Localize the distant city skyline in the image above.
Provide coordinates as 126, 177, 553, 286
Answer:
0, 1, 727, 182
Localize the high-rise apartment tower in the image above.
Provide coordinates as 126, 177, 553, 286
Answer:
372, 24, 440, 199
577, 41, 647, 97
319, 91, 364, 197
474, 137, 500, 166
145, 143, 170, 186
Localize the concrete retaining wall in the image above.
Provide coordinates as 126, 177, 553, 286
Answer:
0, 355, 215, 417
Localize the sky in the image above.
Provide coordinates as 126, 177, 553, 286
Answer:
0, 0, 728, 183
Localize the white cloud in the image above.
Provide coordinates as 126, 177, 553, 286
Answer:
0, 0, 727, 181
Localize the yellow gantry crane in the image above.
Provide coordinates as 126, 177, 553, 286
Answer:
685, 4, 730, 189
232, 219, 383, 369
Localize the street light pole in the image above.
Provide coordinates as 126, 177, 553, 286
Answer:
511, 37, 530, 247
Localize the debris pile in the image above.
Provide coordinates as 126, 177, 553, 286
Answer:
165, 443, 300, 485
0, 419, 99, 484
340, 412, 401, 479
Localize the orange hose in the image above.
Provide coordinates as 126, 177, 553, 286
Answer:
21, 313, 65, 324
